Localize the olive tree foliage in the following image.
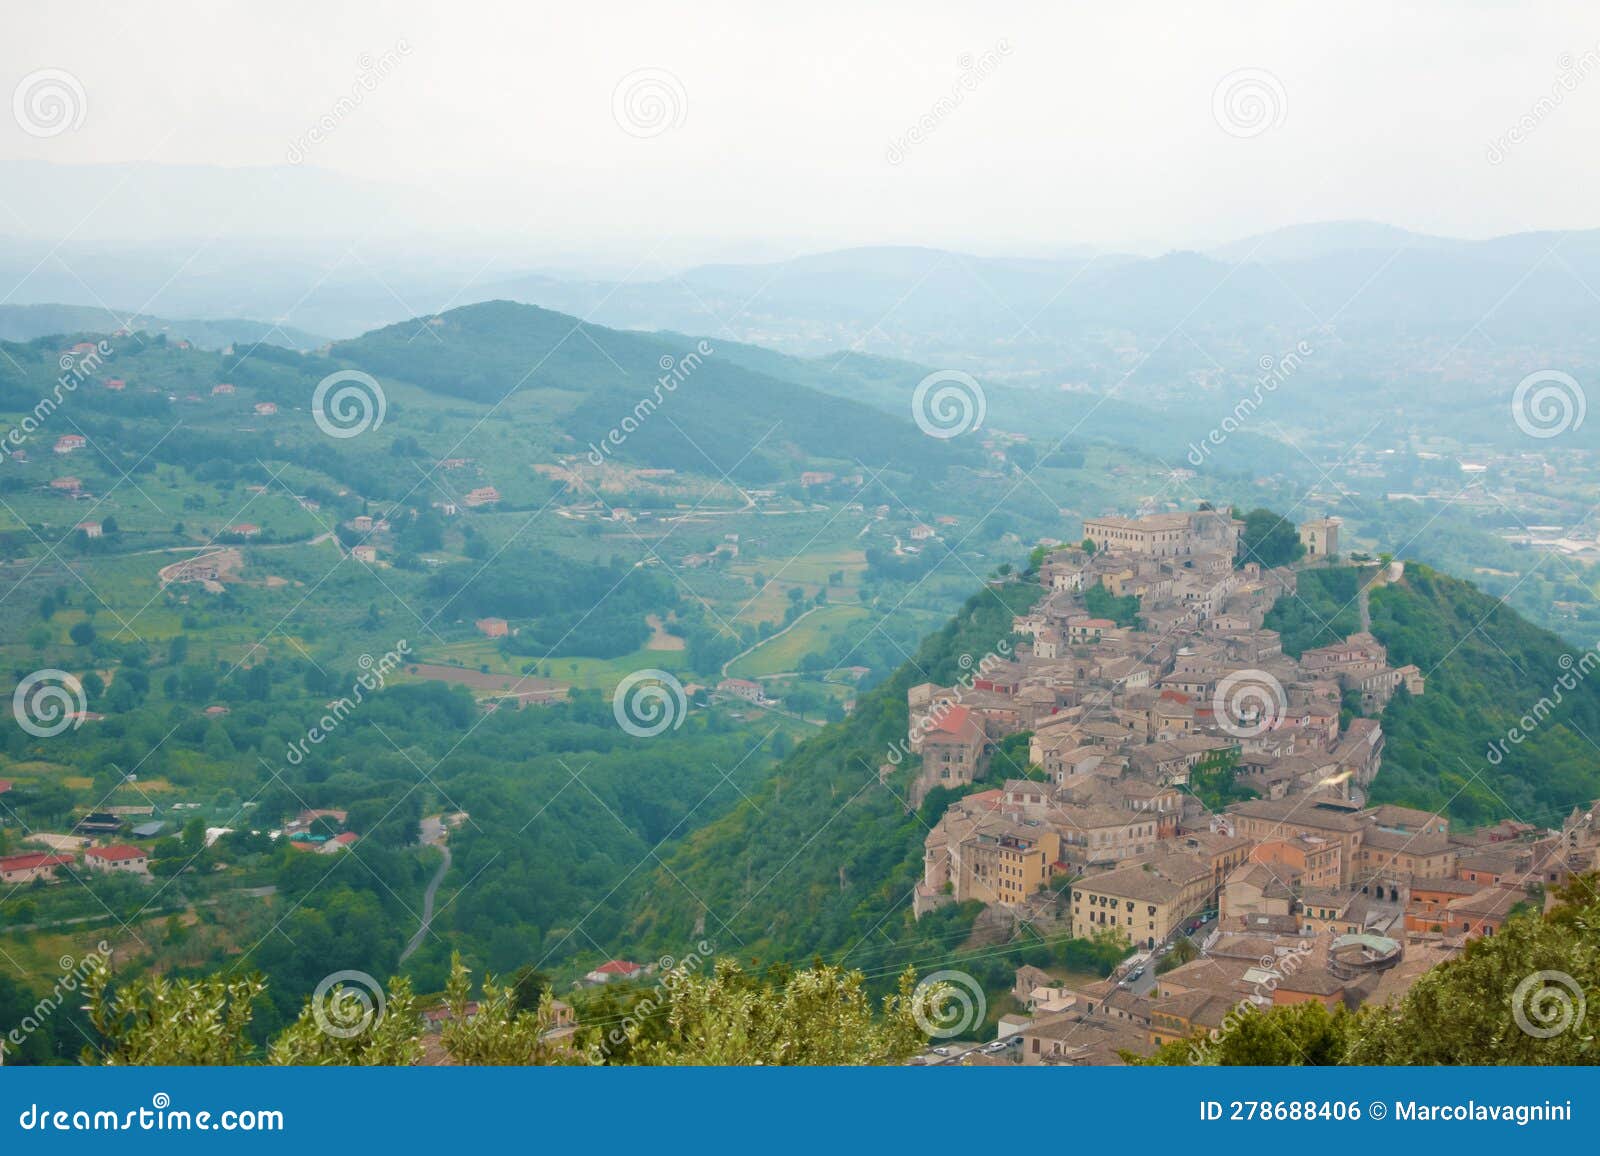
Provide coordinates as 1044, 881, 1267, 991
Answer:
267, 977, 424, 1066
79, 953, 935, 1066
438, 953, 576, 1066
626, 959, 929, 1066
83, 964, 266, 1066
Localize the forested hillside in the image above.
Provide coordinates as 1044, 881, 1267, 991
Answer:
631, 579, 1043, 966
1268, 563, 1600, 825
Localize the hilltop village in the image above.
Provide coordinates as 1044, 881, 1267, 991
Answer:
904, 507, 1600, 1064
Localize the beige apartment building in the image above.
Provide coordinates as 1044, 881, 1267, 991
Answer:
1070, 852, 1214, 948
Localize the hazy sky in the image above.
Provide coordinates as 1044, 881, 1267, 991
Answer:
4, 0, 1600, 261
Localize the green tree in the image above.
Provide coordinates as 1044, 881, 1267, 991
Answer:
1237, 508, 1306, 568
1137, 998, 1357, 1065
267, 977, 423, 1066
82, 965, 265, 1065
438, 955, 574, 1065
625, 960, 929, 1066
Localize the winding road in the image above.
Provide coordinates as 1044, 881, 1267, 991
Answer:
399, 816, 451, 964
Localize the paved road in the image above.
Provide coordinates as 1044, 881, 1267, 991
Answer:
399, 817, 450, 964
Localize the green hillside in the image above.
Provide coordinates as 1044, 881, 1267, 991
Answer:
1269, 563, 1600, 826
631, 578, 1042, 965
335, 301, 980, 482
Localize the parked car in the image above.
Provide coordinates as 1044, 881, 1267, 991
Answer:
931, 1046, 951, 1056
983, 1040, 1008, 1054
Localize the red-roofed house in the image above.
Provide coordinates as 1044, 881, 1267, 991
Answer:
212, 382, 236, 395
0, 780, 12, 795
104, 378, 126, 391
53, 434, 86, 454
464, 486, 501, 507
475, 617, 509, 638
963, 788, 1005, 812
228, 523, 261, 538
585, 960, 644, 984
254, 402, 278, 415
85, 845, 150, 875
916, 704, 989, 797
0, 852, 74, 884
76, 521, 103, 538
50, 476, 82, 492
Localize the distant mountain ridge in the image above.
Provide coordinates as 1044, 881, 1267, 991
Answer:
0, 303, 326, 351
2, 160, 1597, 350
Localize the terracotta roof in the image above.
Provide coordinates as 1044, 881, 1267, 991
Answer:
0, 852, 74, 871
926, 704, 975, 735
87, 845, 146, 861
